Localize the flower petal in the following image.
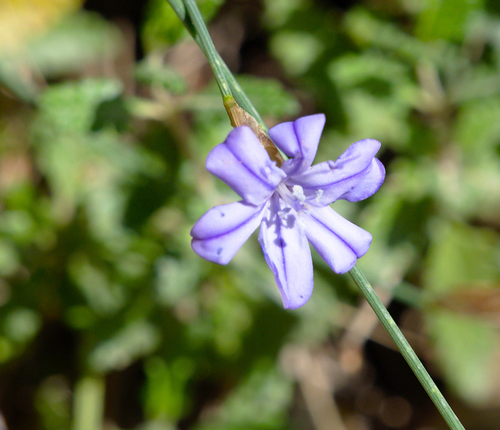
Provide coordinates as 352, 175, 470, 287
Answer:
289, 139, 385, 205
191, 201, 266, 264
269, 114, 326, 176
206, 126, 286, 205
258, 194, 313, 309
304, 206, 372, 274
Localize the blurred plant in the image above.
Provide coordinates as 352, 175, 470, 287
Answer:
0, 0, 499, 429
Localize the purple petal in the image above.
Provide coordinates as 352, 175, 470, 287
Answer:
206, 126, 286, 206
191, 201, 266, 264
258, 194, 313, 309
289, 139, 385, 205
342, 158, 385, 202
268, 114, 326, 176
304, 206, 372, 274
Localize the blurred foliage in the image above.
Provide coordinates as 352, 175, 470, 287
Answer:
0, 0, 83, 54
1, 0, 500, 429
141, 0, 225, 52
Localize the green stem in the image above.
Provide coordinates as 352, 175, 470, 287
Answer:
182, 0, 231, 97
71, 376, 105, 430
165, 0, 267, 130
349, 265, 465, 430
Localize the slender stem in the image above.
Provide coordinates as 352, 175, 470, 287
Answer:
182, 0, 231, 97
165, 0, 187, 20
349, 265, 465, 430
165, 0, 267, 130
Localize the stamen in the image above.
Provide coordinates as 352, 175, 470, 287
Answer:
292, 185, 306, 202
315, 189, 323, 203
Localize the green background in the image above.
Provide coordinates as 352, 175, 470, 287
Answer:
0, 0, 500, 428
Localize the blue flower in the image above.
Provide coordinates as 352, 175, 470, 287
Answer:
191, 114, 385, 309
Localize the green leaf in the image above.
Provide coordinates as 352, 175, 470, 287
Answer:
263, 0, 305, 28
0, 11, 122, 100
28, 11, 122, 78
0, 239, 20, 276
415, 0, 484, 42
424, 221, 500, 404
142, 0, 224, 53
337, 90, 411, 147
155, 256, 200, 305
36, 78, 122, 134
449, 65, 500, 103
35, 376, 72, 430
143, 356, 194, 420
197, 361, 293, 430
428, 311, 498, 405
34, 79, 165, 236
344, 9, 436, 64
328, 52, 419, 148
68, 253, 125, 315
89, 321, 160, 372
4, 308, 41, 343
269, 31, 323, 76
329, 52, 410, 89
142, 0, 188, 52
135, 57, 188, 94
453, 97, 500, 160
424, 221, 499, 296
236, 76, 300, 119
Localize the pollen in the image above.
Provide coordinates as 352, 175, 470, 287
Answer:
292, 185, 306, 202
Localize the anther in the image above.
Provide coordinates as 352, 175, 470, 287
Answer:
292, 185, 306, 202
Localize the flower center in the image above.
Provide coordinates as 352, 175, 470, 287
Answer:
276, 183, 309, 214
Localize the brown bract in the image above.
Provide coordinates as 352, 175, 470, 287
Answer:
224, 96, 285, 167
